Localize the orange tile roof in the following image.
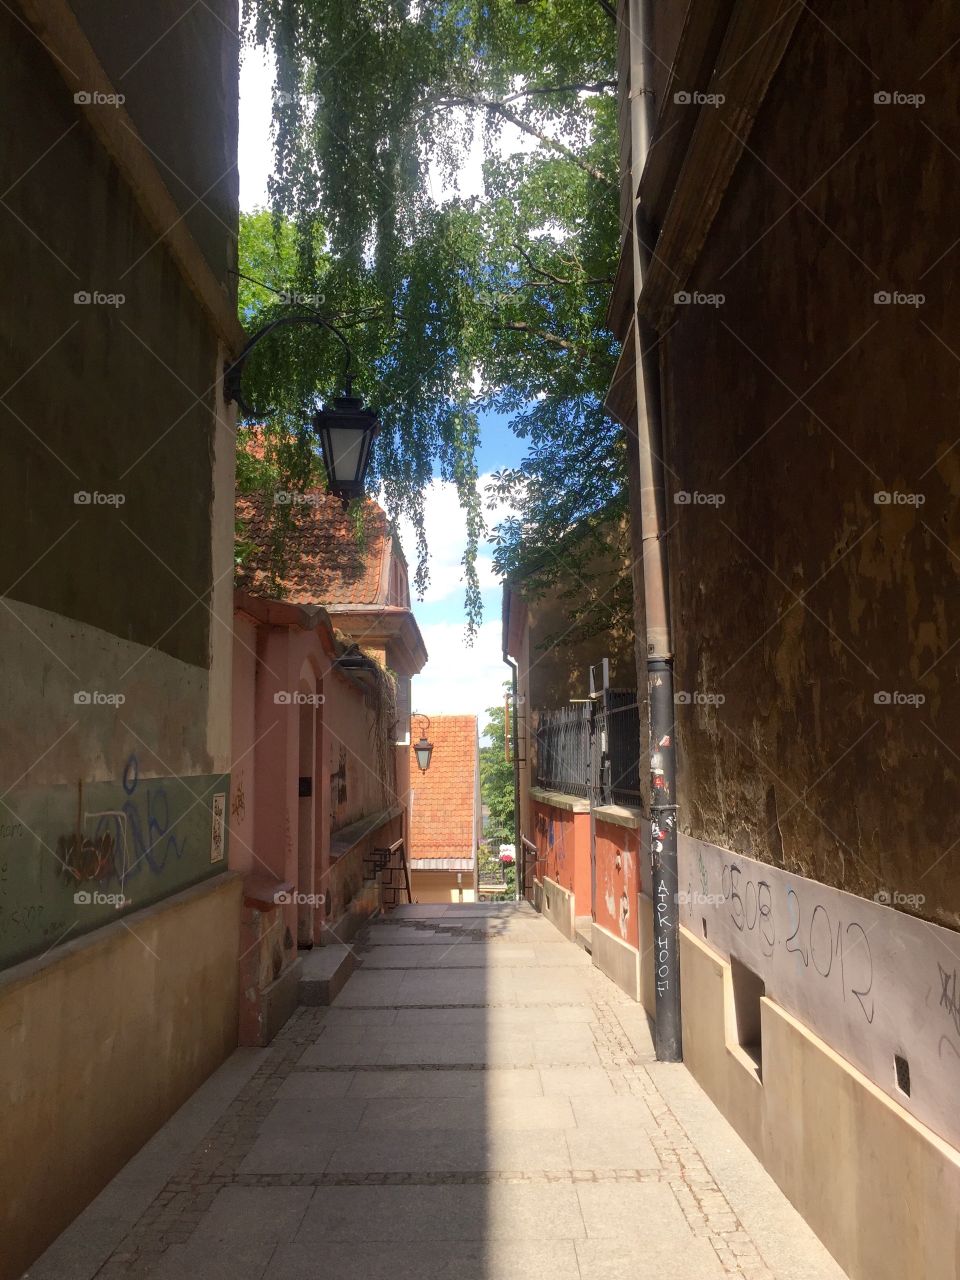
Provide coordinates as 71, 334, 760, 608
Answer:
409, 715, 479, 862
236, 487, 390, 607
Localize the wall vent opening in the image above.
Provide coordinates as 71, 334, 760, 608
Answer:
730, 956, 765, 1078
701, 916, 708, 939
895, 1054, 911, 1097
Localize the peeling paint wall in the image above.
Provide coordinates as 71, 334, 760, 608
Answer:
532, 801, 591, 916
594, 818, 641, 948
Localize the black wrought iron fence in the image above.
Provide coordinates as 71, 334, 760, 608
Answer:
535, 704, 591, 798
602, 689, 642, 807
536, 692, 641, 808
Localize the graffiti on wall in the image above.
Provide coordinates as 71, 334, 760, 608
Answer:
54, 755, 190, 893
231, 770, 246, 824
678, 834, 960, 1154
0, 755, 230, 970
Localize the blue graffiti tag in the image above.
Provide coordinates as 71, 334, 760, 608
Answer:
93, 755, 187, 882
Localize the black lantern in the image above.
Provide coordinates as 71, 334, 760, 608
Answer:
313, 386, 379, 502
412, 713, 434, 773
222, 301, 379, 501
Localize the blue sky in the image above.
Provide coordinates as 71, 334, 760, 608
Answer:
393, 408, 525, 732
412, 406, 523, 637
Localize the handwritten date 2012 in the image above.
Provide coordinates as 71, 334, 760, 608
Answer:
717, 863, 875, 1025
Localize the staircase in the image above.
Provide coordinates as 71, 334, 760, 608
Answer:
363, 836, 412, 910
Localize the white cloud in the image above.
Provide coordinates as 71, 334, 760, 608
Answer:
413, 618, 509, 732
390, 474, 513, 605
239, 44, 275, 211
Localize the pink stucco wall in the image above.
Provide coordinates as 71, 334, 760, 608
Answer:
230, 605, 403, 998
325, 675, 394, 832
593, 817, 641, 949
532, 800, 591, 917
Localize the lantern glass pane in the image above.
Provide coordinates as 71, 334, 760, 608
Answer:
328, 426, 367, 482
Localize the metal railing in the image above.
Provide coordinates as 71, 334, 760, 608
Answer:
602, 689, 642, 808
535, 703, 591, 798
535, 693, 641, 809
365, 837, 411, 909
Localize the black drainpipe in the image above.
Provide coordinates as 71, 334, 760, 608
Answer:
504, 654, 523, 902
632, 0, 682, 1060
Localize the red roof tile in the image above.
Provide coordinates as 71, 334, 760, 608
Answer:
409, 716, 479, 862
236, 487, 390, 607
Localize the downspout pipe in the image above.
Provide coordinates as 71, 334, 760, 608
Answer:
504, 653, 523, 902
630, 0, 681, 1061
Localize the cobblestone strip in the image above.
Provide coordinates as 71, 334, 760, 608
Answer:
589, 990, 777, 1280
95, 1006, 327, 1278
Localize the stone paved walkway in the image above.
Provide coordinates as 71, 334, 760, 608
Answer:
28, 903, 848, 1280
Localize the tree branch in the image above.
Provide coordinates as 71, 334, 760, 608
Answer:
517, 0, 616, 18
433, 94, 614, 186
501, 80, 617, 103
494, 320, 590, 355
515, 245, 614, 287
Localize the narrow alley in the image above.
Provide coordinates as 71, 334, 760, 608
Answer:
30, 904, 846, 1280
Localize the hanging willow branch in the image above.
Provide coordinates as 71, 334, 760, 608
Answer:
240, 0, 624, 638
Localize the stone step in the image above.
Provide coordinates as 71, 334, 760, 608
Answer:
298, 942, 356, 1006
574, 916, 593, 955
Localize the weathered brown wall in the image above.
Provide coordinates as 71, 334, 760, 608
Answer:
0, 5, 240, 1269
524, 526, 637, 711
0, 0, 238, 666
652, 1, 960, 927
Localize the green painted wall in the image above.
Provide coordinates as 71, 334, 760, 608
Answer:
0, 756, 230, 969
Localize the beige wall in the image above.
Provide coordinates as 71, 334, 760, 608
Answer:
647, 923, 960, 1280
411, 870, 477, 905
0, 875, 242, 1280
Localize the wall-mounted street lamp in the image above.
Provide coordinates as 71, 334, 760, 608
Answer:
411, 712, 434, 773
222, 310, 378, 501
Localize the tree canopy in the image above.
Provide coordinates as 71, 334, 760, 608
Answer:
238, 0, 628, 636
479, 698, 515, 848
